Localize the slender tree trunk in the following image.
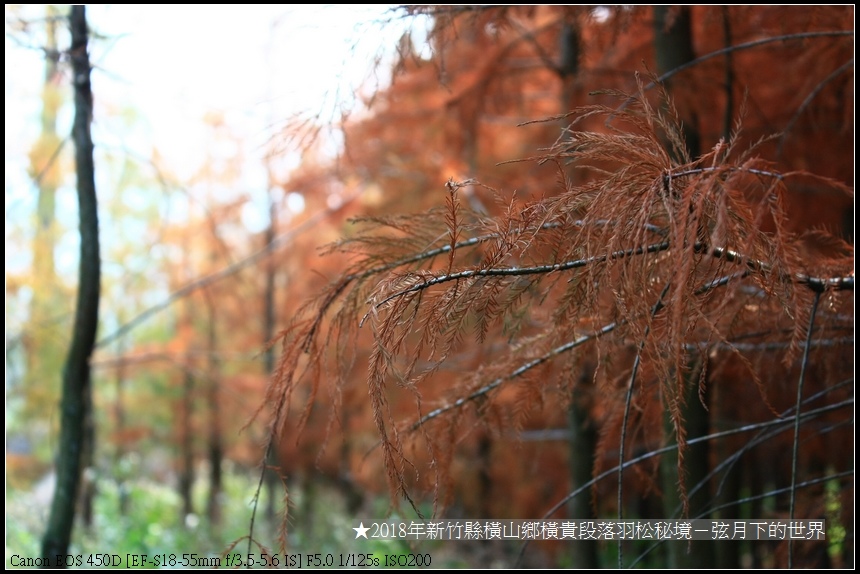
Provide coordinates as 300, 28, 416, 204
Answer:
660, 357, 713, 568
654, 10, 710, 568
205, 288, 223, 527
556, 19, 600, 568
721, 6, 735, 142
41, 6, 100, 566
176, 271, 196, 522
30, 4, 60, 295
566, 361, 599, 568
262, 191, 282, 522
653, 6, 701, 160
179, 367, 195, 520
476, 433, 492, 517
338, 420, 364, 514
114, 336, 130, 516
712, 377, 743, 569
26, 4, 65, 426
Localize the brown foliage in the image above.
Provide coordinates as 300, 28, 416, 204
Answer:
264, 6, 853, 567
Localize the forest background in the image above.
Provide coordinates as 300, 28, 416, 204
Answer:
5, 5, 854, 569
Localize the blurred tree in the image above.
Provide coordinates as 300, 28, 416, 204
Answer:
26, 3, 64, 390
15, 4, 74, 464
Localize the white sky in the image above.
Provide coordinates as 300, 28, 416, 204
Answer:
5, 5, 426, 235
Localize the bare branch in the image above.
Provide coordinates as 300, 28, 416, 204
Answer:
612, 31, 854, 115
365, 241, 672, 320
778, 59, 854, 157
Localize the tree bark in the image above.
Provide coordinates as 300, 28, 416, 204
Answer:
262, 191, 282, 522
660, 358, 713, 568
179, 367, 196, 520
558, 19, 599, 568
79, 389, 96, 530
205, 287, 223, 527
41, 5, 101, 566
653, 6, 701, 159
566, 361, 599, 568
114, 336, 130, 516
654, 10, 710, 567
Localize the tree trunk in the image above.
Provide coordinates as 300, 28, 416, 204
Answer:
557, 19, 600, 568
653, 6, 701, 160
179, 367, 195, 520
262, 191, 282, 522
660, 357, 713, 568
205, 289, 223, 527
41, 5, 100, 566
79, 389, 96, 530
114, 337, 130, 516
654, 10, 710, 567
25, 4, 66, 430
566, 361, 599, 568
175, 270, 197, 523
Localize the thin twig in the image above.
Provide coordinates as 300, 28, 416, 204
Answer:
409, 321, 619, 429
684, 336, 852, 353
339, 219, 664, 295
668, 166, 786, 181
668, 378, 854, 522
721, 6, 734, 142
778, 59, 854, 158
618, 281, 671, 568
789, 291, 821, 567
612, 31, 853, 116
381, 271, 747, 446
542, 400, 851, 519
515, 398, 852, 566
31, 136, 69, 187
628, 470, 854, 568
247, 440, 276, 558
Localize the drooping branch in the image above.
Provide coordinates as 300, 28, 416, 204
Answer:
617, 281, 672, 568
262, 28, 854, 561
364, 236, 851, 324
364, 241, 673, 320
376, 270, 750, 444
401, 320, 621, 434
338, 218, 666, 290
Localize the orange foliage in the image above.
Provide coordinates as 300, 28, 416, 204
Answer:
267, 6, 852, 567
